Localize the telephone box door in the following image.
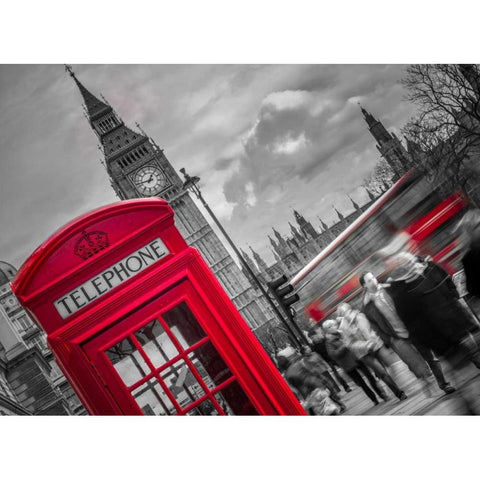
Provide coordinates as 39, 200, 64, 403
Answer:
83, 280, 260, 415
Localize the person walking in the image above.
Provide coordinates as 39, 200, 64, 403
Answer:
387, 252, 480, 367
322, 318, 388, 406
336, 302, 407, 401
387, 252, 480, 413
309, 326, 352, 393
359, 271, 455, 395
277, 347, 346, 415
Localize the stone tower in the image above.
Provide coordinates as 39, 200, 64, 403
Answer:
293, 209, 318, 239
361, 106, 411, 180
66, 66, 273, 331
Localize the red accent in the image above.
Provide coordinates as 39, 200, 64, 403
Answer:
337, 276, 359, 299
406, 191, 468, 242
306, 300, 325, 322
12, 199, 305, 416
432, 240, 461, 275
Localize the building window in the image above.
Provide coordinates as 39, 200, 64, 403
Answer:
17, 314, 32, 330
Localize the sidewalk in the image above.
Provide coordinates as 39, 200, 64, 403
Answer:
340, 358, 480, 415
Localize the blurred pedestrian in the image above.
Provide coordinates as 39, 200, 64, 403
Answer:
359, 271, 455, 395
277, 347, 346, 415
309, 326, 352, 393
387, 252, 480, 367
323, 319, 387, 406
336, 302, 407, 401
387, 252, 480, 413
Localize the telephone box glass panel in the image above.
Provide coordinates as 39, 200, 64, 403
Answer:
103, 301, 259, 415
105, 338, 149, 387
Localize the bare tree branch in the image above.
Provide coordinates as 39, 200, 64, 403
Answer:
401, 64, 480, 203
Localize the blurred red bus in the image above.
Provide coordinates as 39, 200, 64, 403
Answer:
290, 170, 469, 324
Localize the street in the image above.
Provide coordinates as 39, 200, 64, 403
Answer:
341, 352, 480, 415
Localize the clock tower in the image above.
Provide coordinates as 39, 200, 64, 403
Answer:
66, 66, 274, 331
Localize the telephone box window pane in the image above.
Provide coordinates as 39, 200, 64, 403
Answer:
214, 393, 234, 415
216, 381, 259, 415
161, 359, 205, 409
134, 319, 178, 368
132, 379, 176, 416
186, 399, 220, 416
162, 302, 206, 349
106, 338, 149, 387
187, 341, 232, 389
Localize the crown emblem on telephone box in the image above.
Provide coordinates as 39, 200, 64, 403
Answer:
74, 230, 110, 260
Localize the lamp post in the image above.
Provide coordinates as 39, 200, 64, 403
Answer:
179, 168, 304, 349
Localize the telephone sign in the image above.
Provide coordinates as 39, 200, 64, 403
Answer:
54, 237, 168, 318
11, 199, 305, 416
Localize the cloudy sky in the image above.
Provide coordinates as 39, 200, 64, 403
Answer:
0, 64, 419, 268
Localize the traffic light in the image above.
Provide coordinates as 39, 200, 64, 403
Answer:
267, 274, 308, 349
268, 274, 300, 318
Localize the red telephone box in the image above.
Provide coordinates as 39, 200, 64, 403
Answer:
11, 199, 305, 415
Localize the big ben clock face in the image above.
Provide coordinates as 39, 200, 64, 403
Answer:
131, 165, 169, 196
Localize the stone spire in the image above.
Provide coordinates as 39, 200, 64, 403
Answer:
293, 209, 318, 239
268, 234, 277, 249
66, 65, 111, 118
318, 216, 329, 232
364, 186, 376, 202
240, 248, 260, 274
289, 222, 304, 243
334, 206, 345, 222
273, 227, 289, 249
66, 65, 148, 164
360, 104, 392, 145
249, 246, 269, 272
360, 104, 410, 180
348, 195, 361, 212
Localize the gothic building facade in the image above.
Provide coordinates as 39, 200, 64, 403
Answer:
0, 261, 85, 415
66, 67, 275, 332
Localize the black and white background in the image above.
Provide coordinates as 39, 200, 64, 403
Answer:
1, 1, 478, 479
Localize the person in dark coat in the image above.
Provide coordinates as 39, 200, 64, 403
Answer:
309, 326, 352, 393
386, 252, 480, 413
459, 209, 480, 297
387, 252, 480, 363
359, 271, 455, 395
